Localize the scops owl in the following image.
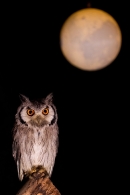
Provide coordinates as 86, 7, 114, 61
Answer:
12, 93, 59, 181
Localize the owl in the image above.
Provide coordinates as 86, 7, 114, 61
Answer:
12, 93, 59, 181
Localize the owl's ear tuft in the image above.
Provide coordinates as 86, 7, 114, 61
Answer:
19, 94, 30, 103
45, 93, 53, 104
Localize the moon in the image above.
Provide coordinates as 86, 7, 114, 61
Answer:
60, 8, 122, 71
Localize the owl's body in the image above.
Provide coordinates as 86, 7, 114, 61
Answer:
12, 94, 58, 181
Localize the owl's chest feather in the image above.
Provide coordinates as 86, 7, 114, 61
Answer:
22, 127, 55, 164
32, 130, 48, 154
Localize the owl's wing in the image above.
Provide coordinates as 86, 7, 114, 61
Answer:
56, 126, 59, 153
12, 125, 24, 180
12, 125, 21, 162
12, 139, 20, 162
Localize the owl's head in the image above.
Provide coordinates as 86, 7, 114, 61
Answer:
15, 93, 57, 128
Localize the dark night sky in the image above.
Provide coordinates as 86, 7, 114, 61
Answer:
0, 1, 128, 194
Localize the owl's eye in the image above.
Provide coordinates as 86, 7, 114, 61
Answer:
42, 108, 49, 115
27, 109, 35, 116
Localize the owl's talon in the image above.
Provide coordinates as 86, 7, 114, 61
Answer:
25, 166, 48, 179
29, 175, 34, 180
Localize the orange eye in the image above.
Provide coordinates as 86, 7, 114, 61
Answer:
27, 109, 35, 116
42, 108, 49, 115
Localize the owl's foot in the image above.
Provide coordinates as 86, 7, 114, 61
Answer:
25, 165, 48, 179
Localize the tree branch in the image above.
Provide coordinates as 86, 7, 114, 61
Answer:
16, 170, 61, 195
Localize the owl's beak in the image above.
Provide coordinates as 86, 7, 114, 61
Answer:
35, 116, 42, 124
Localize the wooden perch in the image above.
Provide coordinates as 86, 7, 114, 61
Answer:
16, 170, 61, 195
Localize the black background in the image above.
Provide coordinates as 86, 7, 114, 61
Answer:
0, 1, 128, 194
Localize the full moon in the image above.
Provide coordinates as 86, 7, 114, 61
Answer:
60, 8, 122, 71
